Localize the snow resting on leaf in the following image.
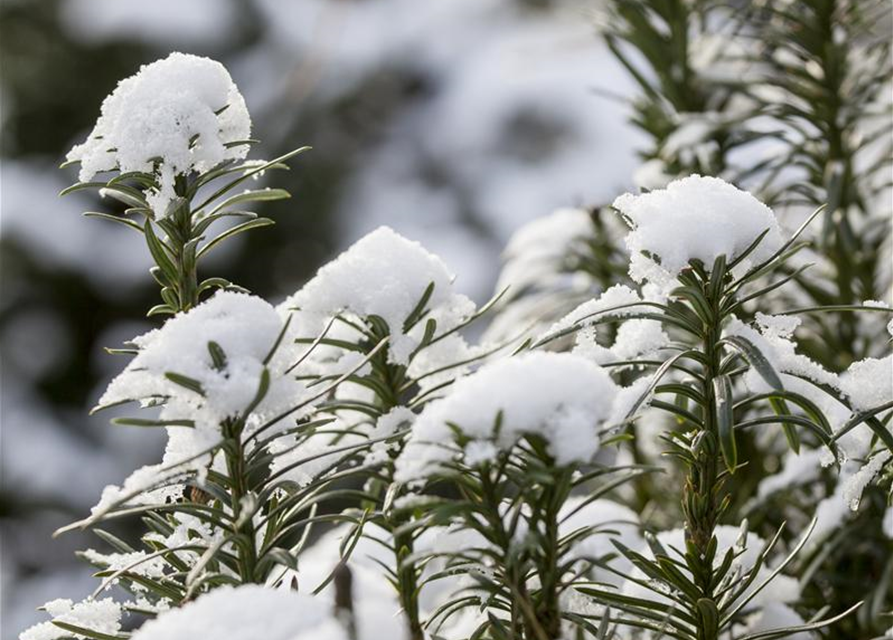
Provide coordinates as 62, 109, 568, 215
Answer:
66, 52, 251, 218
613, 175, 783, 287
20, 598, 123, 640
394, 352, 618, 482
840, 354, 893, 413
279, 226, 475, 366
97, 291, 305, 475
543, 283, 658, 339
130, 585, 347, 640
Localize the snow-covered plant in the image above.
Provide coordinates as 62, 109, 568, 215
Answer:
20, 20, 893, 640
61, 52, 309, 315
392, 352, 642, 639
744, 0, 893, 370
485, 207, 631, 344
272, 225, 495, 640
20, 54, 371, 640
596, 0, 765, 191
526, 175, 893, 639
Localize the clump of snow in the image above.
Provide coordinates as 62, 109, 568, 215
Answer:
613, 175, 783, 287
90, 463, 185, 517
755, 312, 801, 340
284, 522, 453, 640
20, 598, 123, 640
144, 512, 223, 555
808, 461, 863, 547
607, 375, 657, 426
559, 496, 642, 585
662, 114, 721, 170
573, 318, 670, 366
280, 226, 475, 366
724, 317, 841, 392
268, 426, 363, 488
633, 158, 675, 191
741, 603, 814, 640
80, 549, 166, 587
66, 52, 251, 218
99, 291, 305, 441
130, 585, 346, 640
394, 352, 618, 481
755, 449, 825, 501
842, 451, 891, 511
374, 406, 416, 436
840, 354, 893, 413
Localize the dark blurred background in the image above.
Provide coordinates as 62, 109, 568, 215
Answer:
0, 0, 643, 633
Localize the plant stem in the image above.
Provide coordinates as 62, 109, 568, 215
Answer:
532, 466, 566, 640
223, 419, 258, 583
365, 331, 424, 640
682, 275, 725, 640
392, 527, 424, 640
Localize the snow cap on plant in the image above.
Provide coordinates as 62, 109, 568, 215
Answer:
279, 226, 475, 366
395, 352, 619, 482
130, 585, 347, 640
97, 291, 305, 456
66, 52, 251, 218
613, 175, 783, 287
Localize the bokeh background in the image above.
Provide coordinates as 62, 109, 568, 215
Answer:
0, 0, 648, 633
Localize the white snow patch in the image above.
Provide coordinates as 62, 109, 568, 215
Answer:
613, 175, 783, 287
67, 53, 251, 218
395, 352, 618, 481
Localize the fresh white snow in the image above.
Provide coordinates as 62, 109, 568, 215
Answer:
67, 52, 252, 218
395, 352, 618, 481
613, 175, 784, 287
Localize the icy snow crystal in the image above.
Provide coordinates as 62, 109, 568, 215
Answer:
394, 352, 618, 481
130, 585, 346, 640
66, 52, 251, 218
613, 175, 783, 287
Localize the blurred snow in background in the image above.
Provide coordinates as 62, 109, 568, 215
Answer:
0, 0, 640, 634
